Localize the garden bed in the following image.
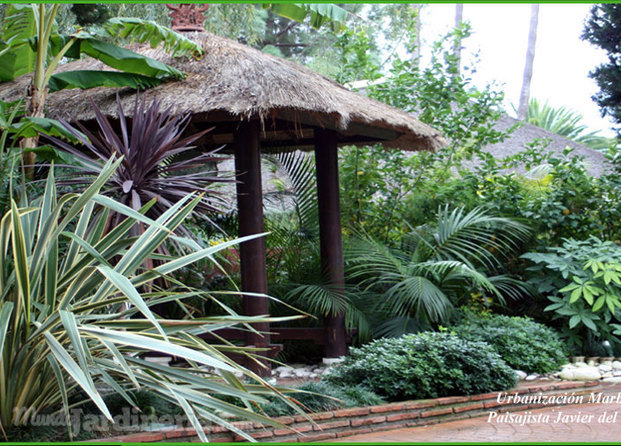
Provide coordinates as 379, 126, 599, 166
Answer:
94, 380, 600, 443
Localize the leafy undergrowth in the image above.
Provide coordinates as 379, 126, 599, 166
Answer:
325, 332, 517, 402
451, 311, 568, 374
259, 381, 385, 417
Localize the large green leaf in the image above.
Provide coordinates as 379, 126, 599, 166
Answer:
0, 5, 37, 82
46, 36, 183, 80
82, 37, 182, 78
264, 3, 350, 31
48, 70, 164, 92
103, 17, 203, 58
10, 116, 86, 143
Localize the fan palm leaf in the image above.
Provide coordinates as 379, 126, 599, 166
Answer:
346, 206, 532, 331
263, 151, 369, 335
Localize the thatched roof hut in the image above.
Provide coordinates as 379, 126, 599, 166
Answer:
0, 32, 445, 153
0, 28, 448, 370
480, 115, 609, 177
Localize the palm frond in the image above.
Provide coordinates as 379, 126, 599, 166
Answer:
264, 151, 318, 233
384, 275, 451, 322
423, 205, 531, 269
373, 315, 429, 339
487, 274, 535, 301
526, 98, 612, 150
345, 206, 531, 330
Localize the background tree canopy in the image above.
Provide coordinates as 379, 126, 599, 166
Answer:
582, 4, 621, 137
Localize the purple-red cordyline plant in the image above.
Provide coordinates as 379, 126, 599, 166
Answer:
46, 94, 231, 244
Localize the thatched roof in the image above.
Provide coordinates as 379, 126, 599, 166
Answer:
480, 115, 609, 177
0, 32, 445, 153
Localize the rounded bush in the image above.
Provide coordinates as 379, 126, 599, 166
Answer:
451, 313, 568, 374
325, 332, 516, 402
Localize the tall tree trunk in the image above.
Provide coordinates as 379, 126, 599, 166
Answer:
453, 3, 464, 75
517, 4, 539, 120
411, 4, 421, 68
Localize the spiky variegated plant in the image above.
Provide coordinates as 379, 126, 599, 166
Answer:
45, 94, 228, 242
346, 206, 533, 338
0, 159, 303, 441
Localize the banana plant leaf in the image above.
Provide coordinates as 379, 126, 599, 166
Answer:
264, 3, 351, 31
103, 17, 204, 58
0, 4, 37, 82
10, 116, 86, 142
45, 35, 184, 80
48, 70, 164, 93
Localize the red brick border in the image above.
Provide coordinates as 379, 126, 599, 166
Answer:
95, 380, 601, 443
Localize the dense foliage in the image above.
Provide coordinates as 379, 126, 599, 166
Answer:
325, 332, 516, 401
2, 3, 620, 427
47, 94, 227, 241
451, 312, 568, 373
346, 206, 531, 338
582, 4, 621, 136
338, 26, 512, 243
524, 237, 621, 355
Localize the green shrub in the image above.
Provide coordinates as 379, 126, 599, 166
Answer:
260, 381, 384, 417
451, 312, 568, 373
523, 236, 621, 355
325, 332, 516, 401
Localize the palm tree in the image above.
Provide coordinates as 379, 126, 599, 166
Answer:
263, 151, 370, 337
517, 4, 540, 120
526, 98, 616, 150
453, 4, 464, 75
412, 4, 422, 66
346, 206, 532, 338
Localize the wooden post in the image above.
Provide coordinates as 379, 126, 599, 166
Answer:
234, 120, 271, 375
314, 128, 347, 358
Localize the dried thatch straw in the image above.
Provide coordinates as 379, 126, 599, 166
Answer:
479, 115, 610, 177
0, 32, 445, 152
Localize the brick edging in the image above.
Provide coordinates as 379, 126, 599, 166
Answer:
95, 380, 601, 443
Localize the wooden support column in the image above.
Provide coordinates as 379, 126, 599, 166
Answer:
314, 128, 347, 358
234, 120, 271, 375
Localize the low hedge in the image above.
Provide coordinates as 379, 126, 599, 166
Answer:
325, 332, 516, 402
451, 312, 568, 374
